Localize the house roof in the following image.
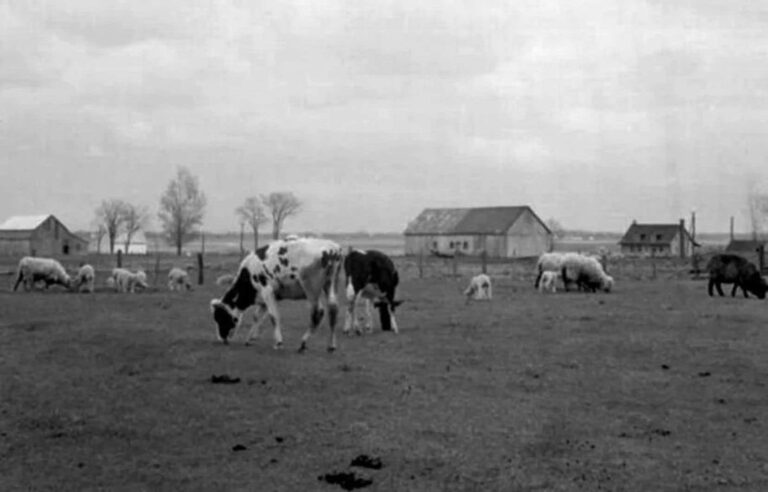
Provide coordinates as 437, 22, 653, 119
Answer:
725, 239, 766, 252
619, 223, 699, 246
0, 214, 51, 231
404, 206, 550, 235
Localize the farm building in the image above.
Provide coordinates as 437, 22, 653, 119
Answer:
403, 206, 552, 258
0, 214, 88, 257
93, 230, 148, 255
725, 239, 766, 271
618, 220, 698, 258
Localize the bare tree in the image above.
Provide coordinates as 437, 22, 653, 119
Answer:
158, 167, 207, 256
236, 196, 268, 251
261, 192, 302, 239
545, 217, 566, 238
747, 191, 768, 241
95, 199, 127, 254
121, 203, 150, 252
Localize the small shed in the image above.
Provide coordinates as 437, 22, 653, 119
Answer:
403, 206, 552, 258
618, 219, 698, 258
725, 239, 766, 271
0, 214, 88, 257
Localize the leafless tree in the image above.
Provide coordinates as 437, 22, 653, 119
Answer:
158, 167, 207, 256
747, 191, 768, 241
545, 217, 566, 238
121, 203, 150, 252
261, 192, 302, 240
236, 196, 268, 251
95, 199, 127, 254
92, 221, 107, 254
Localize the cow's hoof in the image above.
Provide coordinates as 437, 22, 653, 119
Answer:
274, 342, 284, 350
327, 346, 336, 353
222, 339, 229, 345
298, 342, 307, 353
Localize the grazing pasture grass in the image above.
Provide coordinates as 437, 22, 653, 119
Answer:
1, 275, 767, 491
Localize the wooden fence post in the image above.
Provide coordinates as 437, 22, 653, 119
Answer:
418, 249, 424, 279
452, 249, 458, 277
116, 250, 122, 268
197, 252, 204, 285
651, 250, 656, 279
154, 256, 161, 286
481, 249, 487, 274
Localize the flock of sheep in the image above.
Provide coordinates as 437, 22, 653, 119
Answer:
11, 256, 193, 294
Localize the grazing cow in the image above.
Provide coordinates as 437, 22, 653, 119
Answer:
343, 249, 402, 335
73, 264, 96, 293
168, 267, 193, 291
538, 270, 559, 293
707, 253, 767, 299
464, 274, 492, 302
210, 237, 343, 352
13, 257, 71, 291
112, 268, 148, 293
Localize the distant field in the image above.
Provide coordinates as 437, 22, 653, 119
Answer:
2, 259, 767, 490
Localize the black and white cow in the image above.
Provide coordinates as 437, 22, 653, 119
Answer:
343, 249, 402, 335
210, 238, 344, 352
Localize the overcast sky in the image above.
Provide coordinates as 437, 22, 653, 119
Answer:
2, 1, 767, 234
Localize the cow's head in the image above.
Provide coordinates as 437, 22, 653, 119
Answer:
210, 263, 259, 342
210, 299, 241, 342
747, 274, 768, 300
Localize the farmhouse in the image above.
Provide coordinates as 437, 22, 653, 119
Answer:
725, 239, 766, 271
618, 220, 698, 258
93, 230, 148, 255
0, 214, 88, 257
404, 206, 552, 258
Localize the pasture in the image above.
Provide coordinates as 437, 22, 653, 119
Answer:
2, 258, 767, 491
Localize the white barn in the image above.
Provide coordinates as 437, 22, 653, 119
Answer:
94, 230, 148, 255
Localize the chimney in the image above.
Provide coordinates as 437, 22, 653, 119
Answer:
679, 218, 685, 259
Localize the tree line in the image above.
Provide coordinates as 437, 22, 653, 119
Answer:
93, 166, 302, 256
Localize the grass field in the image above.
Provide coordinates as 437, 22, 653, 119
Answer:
2, 259, 767, 491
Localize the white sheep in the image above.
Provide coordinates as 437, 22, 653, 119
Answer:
561, 253, 614, 293
73, 264, 96, 293
464, 274, 492, 302
538, 270, 560, 293
168, 267, 193, 291
12, 256, 71, 292
111, 268, 148, 293
215, 273, 235, 287
534, 252, 565, 289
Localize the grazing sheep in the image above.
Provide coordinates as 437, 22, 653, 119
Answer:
215, 274, 235, 287
112, 268, 148, 293
12, 256, 71, 292
73, 264, 95, 293
168, 267, 193, 291
534, 252, 564, 289
561, 253, 613, 293
464, 274, 492, 302
538, 270, 560, 293
707, 253, 767, 299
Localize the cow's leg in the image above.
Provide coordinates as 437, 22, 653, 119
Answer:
715, 282, 724, 296
343, 289, 359, 335
326, 289, 339, 352
244, 303, 269, 345
299, 298, 324, 353
259, 292, 283, 349
731, 282, 738, 297
708, 279, 714, 296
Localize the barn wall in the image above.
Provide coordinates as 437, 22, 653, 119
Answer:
505, 210, 551, 257
0, 239, 31, 256
29, 219, 87, 257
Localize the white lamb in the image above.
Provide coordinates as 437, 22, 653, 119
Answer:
538, 270, 560, 293
168, 267, 193, 291
111, 268, 148, 293
464, 274, 492, 302
561, 253, 614, 293
534, 252, 564, 289
73, 264, 96, 293
12, 256, 71, 292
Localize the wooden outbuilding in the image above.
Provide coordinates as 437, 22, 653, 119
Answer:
0, 214, 88, 257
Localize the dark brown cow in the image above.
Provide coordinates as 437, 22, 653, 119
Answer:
707, 253, 767, 299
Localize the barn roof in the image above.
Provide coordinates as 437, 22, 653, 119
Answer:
0, 214, 51, 231
725, 239, 766, 252
404, 206, 549, 235
619, 223, 698, 246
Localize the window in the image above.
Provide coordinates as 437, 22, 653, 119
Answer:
640, 234, 646, 241
449, 241, 454, 248
463, 241, 468, 249
656, 234, 663, 241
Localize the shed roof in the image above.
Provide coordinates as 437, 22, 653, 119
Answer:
0, 214, 51, 231
725, 239, 765, 252
619, 223, 698, 246
404, 206, 549, 235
